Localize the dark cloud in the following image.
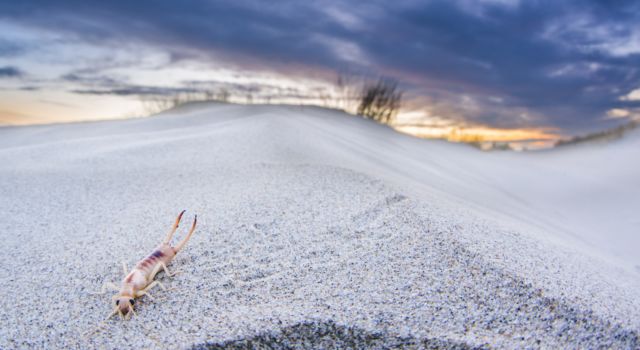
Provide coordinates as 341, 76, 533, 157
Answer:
71, 80, 315, 102
61, 73, 123, 87
2, 0, 640, 133
71, 86, 199, 96
0, 66, 23, 78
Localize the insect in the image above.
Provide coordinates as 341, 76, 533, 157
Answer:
94, 210, 197, 320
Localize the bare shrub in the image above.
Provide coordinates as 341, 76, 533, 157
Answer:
356, 78, 403, 124
139, 74, 404, 122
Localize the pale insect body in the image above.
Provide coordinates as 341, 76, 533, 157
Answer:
96, 210, 197, 320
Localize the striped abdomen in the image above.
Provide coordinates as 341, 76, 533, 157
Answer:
134, 244, 175, 275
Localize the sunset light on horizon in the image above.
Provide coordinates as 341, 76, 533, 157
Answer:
2, 1, 640, 142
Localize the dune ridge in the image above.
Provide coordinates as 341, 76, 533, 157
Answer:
0, 103, 638, 348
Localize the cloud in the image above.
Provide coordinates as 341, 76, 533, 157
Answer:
71, 85, 198, 96
606, 108, 631, 119
619, 89, 640, 101
1, 0, 640, 133
61, 73, 123, 87
0, 66, 23, 78
71, 79, 321, 103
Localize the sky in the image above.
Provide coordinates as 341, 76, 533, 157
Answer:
1, 0, 640, 141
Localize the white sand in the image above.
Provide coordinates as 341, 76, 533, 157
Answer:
0, 103, 638, 349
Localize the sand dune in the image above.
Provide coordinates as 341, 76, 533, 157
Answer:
0, 103, 638, 348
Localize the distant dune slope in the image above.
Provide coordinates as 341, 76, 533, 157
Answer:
0, 103, 638, 348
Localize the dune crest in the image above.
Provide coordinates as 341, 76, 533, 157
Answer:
0, 104, 638, 348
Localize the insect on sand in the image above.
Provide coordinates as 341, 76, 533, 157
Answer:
92, 210, 197, 320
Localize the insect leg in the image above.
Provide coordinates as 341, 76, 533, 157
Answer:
150, 261, 180, 281
159, 262, 182, 277
105, 306, 118, 321
144, 280, 167, 292
135, 290, 154, 299
135, 280, 168, 299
